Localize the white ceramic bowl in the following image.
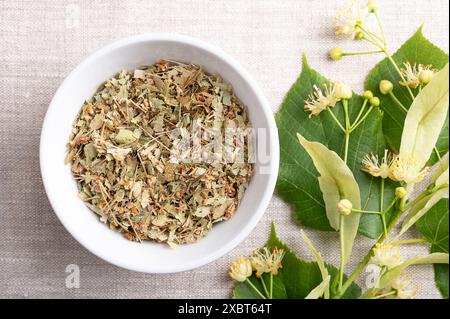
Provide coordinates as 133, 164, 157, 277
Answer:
40, 34, 279, 273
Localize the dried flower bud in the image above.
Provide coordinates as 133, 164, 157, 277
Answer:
369, 96, 380, 107
419, 69, 434, 85
329, 47, 344, 61
379, 80, 394, 95
395, 187, 407, 199
363, 90, 374, 100
338, 199, 353, 216
334, 82, 353, 100
229, 256, 252, 282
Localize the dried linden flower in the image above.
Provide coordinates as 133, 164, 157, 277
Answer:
229, 256, 253, 282
67, 60, 254, 246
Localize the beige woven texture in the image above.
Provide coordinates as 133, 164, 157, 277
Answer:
0, 0, 448, 298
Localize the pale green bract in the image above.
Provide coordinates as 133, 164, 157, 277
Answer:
300, 230, 329, 299
432, 156, 449, 189
305, 275, 331, 299
297, 134, 361, 264
380, 253, 449, 288
399, 64, 449, 168
400, 187, 449, 236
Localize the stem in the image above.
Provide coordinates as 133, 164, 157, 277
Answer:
434, 147, 442, 161
389, 91, 408, 113
270, 273, 274, 299
351, 100, 368, 128
336, 197, 406, 298
351, 209, 381, 215
343, 50, 384, 56
385, 54, 415, 100
246, 279, 267, 299
374, 11, 387, 46
380, 179, 387, 237
343, 100, 351, 164
327, 108, 346, 133
338, 216, 345, 291
390, 238, 428, 246
357, 24, 384, 44
349, 106, 374, 133
260, 277, 270, 299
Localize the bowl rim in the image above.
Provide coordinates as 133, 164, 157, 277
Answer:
40, 33, 279, 273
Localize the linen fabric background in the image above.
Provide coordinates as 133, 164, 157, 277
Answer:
0, 0, 448, 298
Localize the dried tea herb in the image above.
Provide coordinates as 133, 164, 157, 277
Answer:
66, 60, 254, 247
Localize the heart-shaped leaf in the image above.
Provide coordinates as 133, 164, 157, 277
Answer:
276, 56, 397, 238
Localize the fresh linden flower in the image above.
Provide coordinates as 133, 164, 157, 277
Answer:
361, 150, 395, 179
304, 84, 339, 117
379, 80, 394, 95
229, 256, 252, 282
334, 0, 368, 39
370, 243, 403, 269
390, 154, 430, 184
251, 247, 285, 278
399, 62, 436, 89
391, 275, 418, 299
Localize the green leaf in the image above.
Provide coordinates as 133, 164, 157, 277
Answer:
431, 156, 449, 189
276, 56, 397, 238
232, 224, 361, 299
297, 134, 360, 264
365, 26, 449, 165
399, 64, 449, 167
400, 186, 449, 235
416, 199, 449, 298
380, 252, 449, 288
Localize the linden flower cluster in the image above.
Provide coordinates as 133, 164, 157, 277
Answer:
304, 82, 353, 117
229, 247, 285, 282
361, 150, 429, 185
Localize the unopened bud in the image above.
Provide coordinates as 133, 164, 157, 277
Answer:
379, 80, 394, 95
338, 199, 353, 216
419, 69, 434, 85
329, 47, 344, 61
370, 97, 380, 107
363, 90, 374, 100
395, 187, 407, 199
334, 82, 353, 100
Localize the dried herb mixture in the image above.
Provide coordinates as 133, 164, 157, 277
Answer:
66, 60, 253, 247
